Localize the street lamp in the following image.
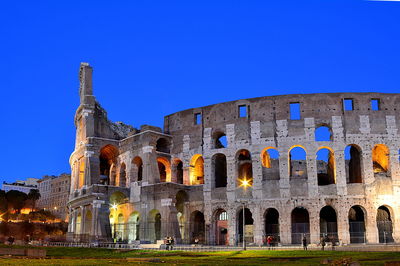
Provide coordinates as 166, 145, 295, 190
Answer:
239, 177, 251, 251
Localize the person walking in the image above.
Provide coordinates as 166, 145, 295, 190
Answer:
302, 235, 307, 251
267, 236, 272, 250
320, 236, 326, 251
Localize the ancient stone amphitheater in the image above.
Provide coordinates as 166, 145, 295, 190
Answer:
67, 63, 400, 246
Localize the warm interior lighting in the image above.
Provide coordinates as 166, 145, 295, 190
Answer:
111, 203, 118, 210
239, 177, 252, 189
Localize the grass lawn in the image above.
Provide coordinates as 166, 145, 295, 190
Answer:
0, 246, 400, 265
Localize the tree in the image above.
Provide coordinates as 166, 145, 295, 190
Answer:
27, 189, 41, 212
0, 190, 7, 214
6, 190, 28, 214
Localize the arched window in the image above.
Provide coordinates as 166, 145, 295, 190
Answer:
213, 153, 227, 188
156, 138, 170, 153
372, 144, 390, 175
213, 132, 227, 149
190, 154, 204, 185
349, 205, 366, 243
316, 148, 335, 185
315, 126, 332, 141
132, 156, 143, 182
174, 159, 184, 184
289, 146, 307, 178
78, 159, 85, 189
345, 145, 362, 183
261, 148, 280, 180
237, 150, 253, 186
99, 145, 119, 185
157, 157, 171, 182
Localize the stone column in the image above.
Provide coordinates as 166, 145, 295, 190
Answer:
279, 205, 291, 244
309, 207, 320, 244
228, 207, 237, 246
226, 155, 236, 202
252, 206, 263, 245
142, 145, 157, 184
335, 148, 347, 196
362, 149, 374, 185
365, 208, 378, 243
80, 206, 85, 235
251, 150, 263, 199
337, 207, 350, 244
278, 152, 290, 198
306, 153, 318, 198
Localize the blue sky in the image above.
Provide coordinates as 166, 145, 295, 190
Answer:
0, 0, 399, 183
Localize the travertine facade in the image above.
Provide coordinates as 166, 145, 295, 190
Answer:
67, 62, 400, 245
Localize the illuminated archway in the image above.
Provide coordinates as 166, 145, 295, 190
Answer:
316, 147, 335, 185
132, 156, 143, 182
190, 154, 204, 185
261, 147, 280, 180
99, 145, 118, 185
157, 157, 171, 182
289, 146, 307, 178
372, 144, 390, 174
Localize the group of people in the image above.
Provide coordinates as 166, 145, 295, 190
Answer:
265, 235, 277, 249
302, 234, 338, 251
164, 236, 175, 250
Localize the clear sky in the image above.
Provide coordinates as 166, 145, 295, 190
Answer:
0, 0, 399, 183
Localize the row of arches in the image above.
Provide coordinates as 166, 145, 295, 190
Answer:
88, 142, 392, 189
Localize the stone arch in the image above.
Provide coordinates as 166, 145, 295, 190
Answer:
115, 213, 125, 242
348, 205, 366, 243
118, 163, 127, 187
345, 144, 362, 183
214, 208, 229, 245
190, 154, 204, 185
99, 144, 119, 185
212, 153, 227, 188
156, 137, 170, 153
289, 146, 307, 179
157, 157, 171, 182
109, 191, 128, 206
377, 205, 394, 243
372, 144, 390, 175
76, 212, 82, 234
173, 158, 184, 184
315, 125, 332, 141
84, 209, 92, 235
128, 211, 140, 243
237, 207, 254, 245
319, 206, 338, 241
131, 156, 143, 182
213, 131, 227, 149
78, 158, 85, 189
291, 207, 310, 244
261, 147, 280, 180
236, 149, 253, 186
264, 208, 280, 243
149, 209, 162, 242
190, 211, 205, 244
316, 147, 335, 185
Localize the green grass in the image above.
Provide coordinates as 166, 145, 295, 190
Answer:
0, 246, 400, 265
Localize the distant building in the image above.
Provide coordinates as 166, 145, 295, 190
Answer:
2, 177, 39, 194
37, 174, 71, 221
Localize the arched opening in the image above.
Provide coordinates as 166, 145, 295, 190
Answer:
174, 159, 184, 184
261, 148, 280, 180
215, 209, 228, 245
190, 154, 204, 185
156, 138, 170, 153
84, 210, 92, 236
109, 191, 128, 206
237, 208, 254, 245
99, 145, 119, 185
316, 148, 335, 185
213, 132, 227, 149
377, 206, 394, 243
132, 156, 143, 182
319, 206, 338, 241
291, 207, 310, 244
157, 157, 171, 182
76, 213, 82, 234
372, 144, 390, 176
119, 163, 127, 187
264, 208, 280, 244
345, 145, 362, 183
176, 191, 188, 241
213, 153, 227, 188
349, 205, 366, 243
115, 213, 125, 242
315, 125, 332, 141
289, 146, 307, 179
237, 150, 253, 186
149, 209, 162, 243
128, 212, 140, 243
78, 159, 85, 189
191, 211, 205, 244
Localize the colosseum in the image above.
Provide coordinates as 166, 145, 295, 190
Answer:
67, 62, 400, 246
